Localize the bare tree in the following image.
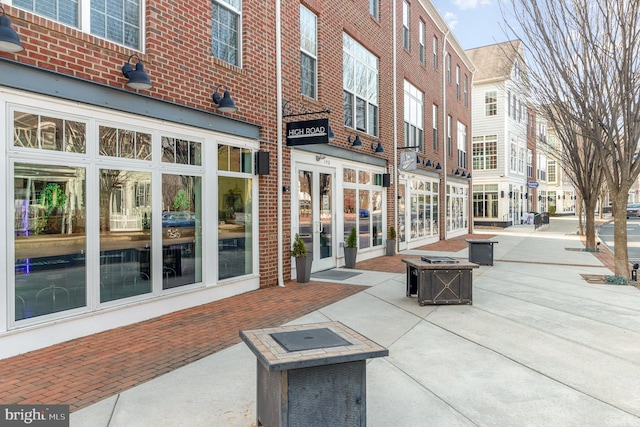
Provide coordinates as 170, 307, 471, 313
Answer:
535, 104, 606, 249
503, 0, 640, 278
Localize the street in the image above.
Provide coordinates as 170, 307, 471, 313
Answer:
598, 217, 640, 261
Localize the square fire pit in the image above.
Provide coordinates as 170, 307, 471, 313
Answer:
403, 258, 479, 305
240, 321, 388, 427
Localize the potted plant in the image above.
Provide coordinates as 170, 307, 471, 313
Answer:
291, 233, 312, 283
386, 226, 397, 256
344, 227, 358, 268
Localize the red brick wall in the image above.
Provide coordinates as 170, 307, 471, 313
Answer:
1, 0, 473, 288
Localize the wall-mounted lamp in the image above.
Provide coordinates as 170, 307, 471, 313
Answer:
558, 194, 561, 200
454, 169, 460, 176
348, 134, 362, 147
372, 142, 384, 153
0, 6, 24, 53
509, 191, 513, 198
538, 195, 542, 201
435, 163, 442, 170
122, 54, 152, 90
425, 159, 433, 167
461, 171, 467, 177
327, 124, 336, 142
467, 173, 472, 179
212, 85, 238, 113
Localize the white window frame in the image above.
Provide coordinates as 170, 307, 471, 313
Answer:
300, 5, 317, 99
457, 121, 467, 169
212, 0, 242, 67
485, 91, 497, 116
343, 33, 379, 137
402, 1, 410, 50
9, 0, 145, 50
419, 21, 425, 65
404, 80, 423, 150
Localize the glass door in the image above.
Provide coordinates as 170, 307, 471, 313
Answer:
298, 166, 335, 272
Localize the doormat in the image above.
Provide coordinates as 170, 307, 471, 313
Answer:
312, 269, 362, 281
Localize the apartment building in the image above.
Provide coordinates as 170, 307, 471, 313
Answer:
467, 40, 531, 226
0, 0, 471, 358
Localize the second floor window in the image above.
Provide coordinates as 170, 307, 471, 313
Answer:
472, 135, 497, 170
370, 0, 378, 19
404, 80, 423, 150
446, 53, 451, 83
343, 33, 379, 136
457, 121, 467, 168
212, 0, 241, 66
433, 36, 438, 68
300, 6, 317, 98
432, 104, 438, 151
14, 0, 142, 49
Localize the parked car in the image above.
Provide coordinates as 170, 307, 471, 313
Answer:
627, 204, 640, 219
162, 212, 196, 227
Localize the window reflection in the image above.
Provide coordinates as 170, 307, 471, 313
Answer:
14, 163, 87, 320
99, 169, 152, 302
218, 176, 252, 280
162, 175, 202, 289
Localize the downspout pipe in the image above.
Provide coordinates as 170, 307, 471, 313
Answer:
392, 0, 398, 244
442, 30, 449, 240
276, 0, 285, 287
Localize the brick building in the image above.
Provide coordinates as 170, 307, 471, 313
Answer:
0, 0, 472, 358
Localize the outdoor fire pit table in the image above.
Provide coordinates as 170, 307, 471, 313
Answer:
403, 257, 479, 305
240, 321, 389, 427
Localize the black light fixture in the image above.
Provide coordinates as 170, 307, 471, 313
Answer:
454, 169, 460, 175
461, 171, 467, 177
212, 85, 238, 113
348, 133, 362, 147
0, 6, 24, 53
425, 159, 433, 167
435, 162, 442, 170
467, 173, 472, 179
121, 54, 152, 90
327, 124, 336, 141
372, 142, 384, 153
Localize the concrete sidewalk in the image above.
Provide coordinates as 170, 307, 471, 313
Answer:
71, 216, 640, 426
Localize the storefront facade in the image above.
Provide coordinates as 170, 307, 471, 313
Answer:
0, 74, 262, 357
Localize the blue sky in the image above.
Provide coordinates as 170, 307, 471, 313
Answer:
431, 0, 516, 50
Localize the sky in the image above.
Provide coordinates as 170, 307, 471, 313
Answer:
430, 0, 516, 50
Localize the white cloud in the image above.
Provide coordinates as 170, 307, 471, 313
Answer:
453, 0, 492, 10
444, 12, 459, 29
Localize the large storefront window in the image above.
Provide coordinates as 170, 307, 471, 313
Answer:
408, 178, 438, 239
162, 174, 202, 289
473, 184, 498, 218
218, 144, 253, 280
14, 163, 87, 320
100, 169, 152, 302
343, 168, 385, 250
447, 184, 468, 233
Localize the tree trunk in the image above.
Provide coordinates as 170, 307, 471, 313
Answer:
583, 197, 598, 249
577, 197, 584, 235
612, 192, 630, 278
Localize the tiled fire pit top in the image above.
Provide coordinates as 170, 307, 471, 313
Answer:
240, 321, 388, 371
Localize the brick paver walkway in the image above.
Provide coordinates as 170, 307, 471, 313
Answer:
0, 281, 366, 411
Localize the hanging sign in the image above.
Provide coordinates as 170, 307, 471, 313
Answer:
399, 151, 418, 171
526, 181, 539, 188
286, 118, 329, 146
